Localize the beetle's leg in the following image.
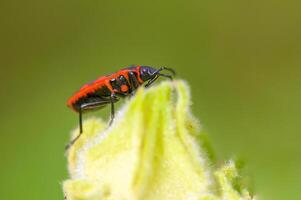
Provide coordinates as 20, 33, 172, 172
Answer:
65, 109, 83, 150
128, 71, 140, 95
65, 99, 115, 150
109, 99, 115, 125
79, 108, 83, 133
109, 93, 119, 125
145, 75, 159, 88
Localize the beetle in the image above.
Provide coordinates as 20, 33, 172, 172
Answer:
66, 66, 175, 149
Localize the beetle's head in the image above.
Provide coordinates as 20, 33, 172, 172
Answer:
139, 66, 176, 87
139, 66, 157, 81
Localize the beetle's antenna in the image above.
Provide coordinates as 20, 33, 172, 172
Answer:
146, 68, 174, 88
151, 67, 176, 78
157, 73, 173, 80
159, 67, 176, 76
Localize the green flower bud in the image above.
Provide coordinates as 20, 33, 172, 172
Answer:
63, 80, 254, 200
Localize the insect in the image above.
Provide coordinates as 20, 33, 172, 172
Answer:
66, 66, 175, 149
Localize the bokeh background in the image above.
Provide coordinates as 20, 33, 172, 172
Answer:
1, 0, 300, 199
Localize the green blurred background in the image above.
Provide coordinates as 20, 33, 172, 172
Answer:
1, 0, 300, 199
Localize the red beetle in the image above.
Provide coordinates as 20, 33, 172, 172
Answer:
66, 66, 175, 149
